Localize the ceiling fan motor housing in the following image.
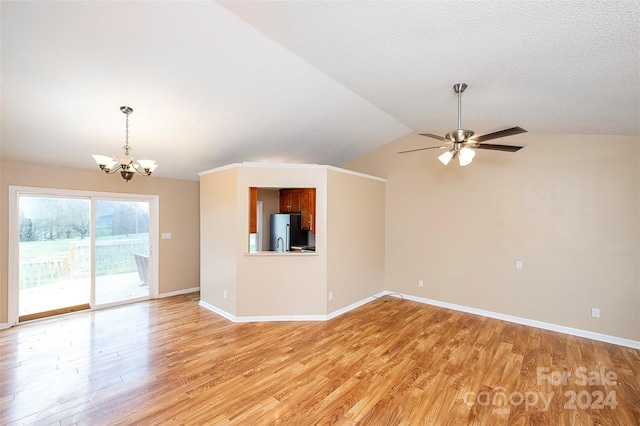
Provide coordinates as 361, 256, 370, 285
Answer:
446, 129, 474, 142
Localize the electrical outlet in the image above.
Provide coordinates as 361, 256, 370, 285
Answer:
328, 291, 333, 301
418, 280, 424, 287
591, 308, 600, 318
223, 290, 227, 299
515, 260, 523, 269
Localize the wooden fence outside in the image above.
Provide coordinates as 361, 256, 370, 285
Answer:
19, 239, 148, 290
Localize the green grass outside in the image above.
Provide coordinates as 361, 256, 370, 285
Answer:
19, 233, 149, 258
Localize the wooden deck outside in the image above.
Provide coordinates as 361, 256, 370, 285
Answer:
1, 294, 638, 425
19, 272, 149, 317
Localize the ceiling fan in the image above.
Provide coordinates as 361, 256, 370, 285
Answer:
399, 83, 527, 166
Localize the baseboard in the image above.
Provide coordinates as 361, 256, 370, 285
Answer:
0, 322, 10, 330
326, 293, 384, 320
395, 292, 640, 350
199, 293, 381, 323
199, 300, 235, 321
197, 290, 640, 349
159, 287, 200, 299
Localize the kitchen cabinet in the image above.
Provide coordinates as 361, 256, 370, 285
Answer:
301, 188, 315, 233
249, 187, 258, 234
279, 189, 302, 213
279, 188, 315, 234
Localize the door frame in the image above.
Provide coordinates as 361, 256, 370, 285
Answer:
8, 186, 159, 326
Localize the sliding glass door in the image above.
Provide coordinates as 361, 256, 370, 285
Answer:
94, 199, 150, 306
11, 187, 158, 324
18, 195, 91, 320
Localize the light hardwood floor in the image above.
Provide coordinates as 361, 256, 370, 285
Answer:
1, 294, 639, 425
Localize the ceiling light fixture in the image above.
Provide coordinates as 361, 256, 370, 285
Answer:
438, 144, 476, 167
92, 106, 157, 182
438, 150, 454, 165
458, 146, 476, 166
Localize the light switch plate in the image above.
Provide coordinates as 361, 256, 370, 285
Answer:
162, 232, 172, 240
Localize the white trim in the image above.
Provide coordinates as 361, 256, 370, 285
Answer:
325, 165, 387, 182
197, 162, 386, 183
326, 292, 384, 320
0, 323, 10, 330
198, 300, 326, 322
396, 293, 640, 350
198, 293, 379, 323
8, 188, 19, 326
197, 163, 242, 176
198, 300, 236, 321
159, 287, 200, 298
234, 314, 327, 323
199, 290, 639, 349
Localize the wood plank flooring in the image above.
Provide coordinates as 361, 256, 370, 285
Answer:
1, 294, 639, 425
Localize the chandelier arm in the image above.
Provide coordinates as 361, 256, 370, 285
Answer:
104, 166, 123, 175
131, 163, 152, 176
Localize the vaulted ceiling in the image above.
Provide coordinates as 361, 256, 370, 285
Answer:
1, 1, 638, 181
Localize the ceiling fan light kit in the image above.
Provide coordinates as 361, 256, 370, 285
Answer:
438, 150, 454, 166
399, 83, 527, 166
92, 106, 157, 182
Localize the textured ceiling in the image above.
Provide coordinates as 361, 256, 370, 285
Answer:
1, 1, 638, 181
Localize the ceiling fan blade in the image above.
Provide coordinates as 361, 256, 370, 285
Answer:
418, 133, 447, 142
474, 143, 524, 152
471, 126, 527, 143
398, 146, 448, 154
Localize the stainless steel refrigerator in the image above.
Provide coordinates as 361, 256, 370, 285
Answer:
270, 213, 306, 252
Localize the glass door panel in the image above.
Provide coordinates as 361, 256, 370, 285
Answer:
94, 200, 150, 305
18, 196, 91, 320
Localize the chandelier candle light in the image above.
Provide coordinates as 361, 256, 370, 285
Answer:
92, 106, 157, 182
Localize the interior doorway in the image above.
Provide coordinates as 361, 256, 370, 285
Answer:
9, 187, 159, 324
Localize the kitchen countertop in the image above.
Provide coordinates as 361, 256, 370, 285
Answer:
245, 251, 318, 256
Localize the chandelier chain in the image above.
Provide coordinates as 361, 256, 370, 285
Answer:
124, 111, 130, 151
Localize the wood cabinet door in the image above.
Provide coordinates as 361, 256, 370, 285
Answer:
301, 188, 316, 233
279, 189, 302, 212
249, 187, 258, 233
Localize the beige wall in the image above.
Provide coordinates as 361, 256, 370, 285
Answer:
327, 169, 385, 311
200, 167, 238, 315
344, 133, 640, 341
199, 164, 387, 317
199, 164, 328, 317
236, 166, 328, 316
0, 160, 200, 325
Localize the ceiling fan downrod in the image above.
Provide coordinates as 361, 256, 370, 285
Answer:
454, 83, 466, 131
446, 83, 474, 142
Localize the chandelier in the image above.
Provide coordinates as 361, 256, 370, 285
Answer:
92, 106, 157, 182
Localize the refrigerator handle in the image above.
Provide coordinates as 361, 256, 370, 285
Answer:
286, 224, 290, 251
